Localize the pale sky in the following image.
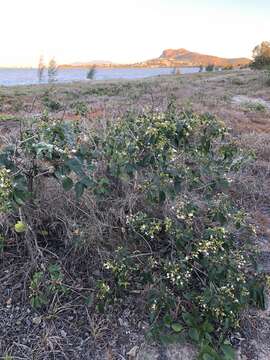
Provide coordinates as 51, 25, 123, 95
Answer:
0, 0, 269, 67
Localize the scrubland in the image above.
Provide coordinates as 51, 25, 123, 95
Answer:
0, 69, 269, 360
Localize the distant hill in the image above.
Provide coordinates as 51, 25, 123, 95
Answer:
70, 60, 114, 66
153, 48, 250, 67
60, 60, 114, 69
60, 48, 251, 69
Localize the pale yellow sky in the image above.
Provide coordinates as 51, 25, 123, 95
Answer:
1, 0, 269, 67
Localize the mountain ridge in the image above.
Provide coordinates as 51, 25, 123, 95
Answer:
60, 48, 251, 68
157, 48, 250, 67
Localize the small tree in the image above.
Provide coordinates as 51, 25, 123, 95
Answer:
172, 67, 181, 75
86, 66, 96, 80
48, 58, 58, 83
37, 55, 46, 83
205, 64, 214, 72
251, 41, 270, 69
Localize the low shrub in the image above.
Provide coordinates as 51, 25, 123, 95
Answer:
0, 102, 264, 359
29, 263, 68, 309
71, 100, 89, 116
231, 78, 244, 86
243, 101, 266, 112
42, 90, 63, 112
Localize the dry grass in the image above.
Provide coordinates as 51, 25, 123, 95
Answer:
1, 68, 269, 210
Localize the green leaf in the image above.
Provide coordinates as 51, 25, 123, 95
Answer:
62, 176, 73, 191
159, 333, 180, 345
202, 321, 214, 333
174, 177, 181, 193
80, 176, 92, 187
66, 158, 84, 176
48, 263, 61, 274
75, 181, 85, 198
163, 313, 173, 327
159, 190, 166, 203
188, 328, 200, 342
171, 323, 183, 333
13, 191, 27, 206
202, 354, 215, 360
84, 293, 94, 306
78, 143, 88, 156
199, 344, 219, 360
221, 344, 235, 360
13, 175, 28, 191
249, 280, 266, 309
182, 312, 195, 327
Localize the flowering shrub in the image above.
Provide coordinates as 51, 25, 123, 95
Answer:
0, 104, 263, 359
97, 107, 261, 358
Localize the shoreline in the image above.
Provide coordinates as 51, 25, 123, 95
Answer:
0, 65, 200, 70
0, 70, 242, 89
0, 67, 203, 87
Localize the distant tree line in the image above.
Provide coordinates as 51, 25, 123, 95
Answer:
38, 57, 97, 83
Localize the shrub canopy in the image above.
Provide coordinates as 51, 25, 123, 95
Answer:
0, 105, 264, 359
251, 41, 270, 69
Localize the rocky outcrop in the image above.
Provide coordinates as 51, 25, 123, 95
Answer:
158, 48, 251, 67
60, 48, 251, 69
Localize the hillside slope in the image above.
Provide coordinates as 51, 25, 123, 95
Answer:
152, 48, 251, 67
60, 49, 251, 69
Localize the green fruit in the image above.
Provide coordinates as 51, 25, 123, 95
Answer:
14, 221, 27, 233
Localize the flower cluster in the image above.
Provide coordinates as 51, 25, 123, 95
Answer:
126, 212, 163, 240
0, 167, 12, 213
163, 260, 192, 288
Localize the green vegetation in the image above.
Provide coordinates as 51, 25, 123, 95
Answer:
243, 101, 266, 112
0, 97, 264, 359
86, 66, 96, 80
71, 100, 89, 116
1, 67, 270, 358
231, 78, 244, 86
48, 58, 58, 83
0, 114, 17, 122
41, 90, 63, 111
29, 263, 68, 308
2, 355, 13, 360
251, 41, 270, 69
205, 64, 214, 72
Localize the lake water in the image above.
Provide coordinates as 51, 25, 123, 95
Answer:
0, 67, 200, 86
